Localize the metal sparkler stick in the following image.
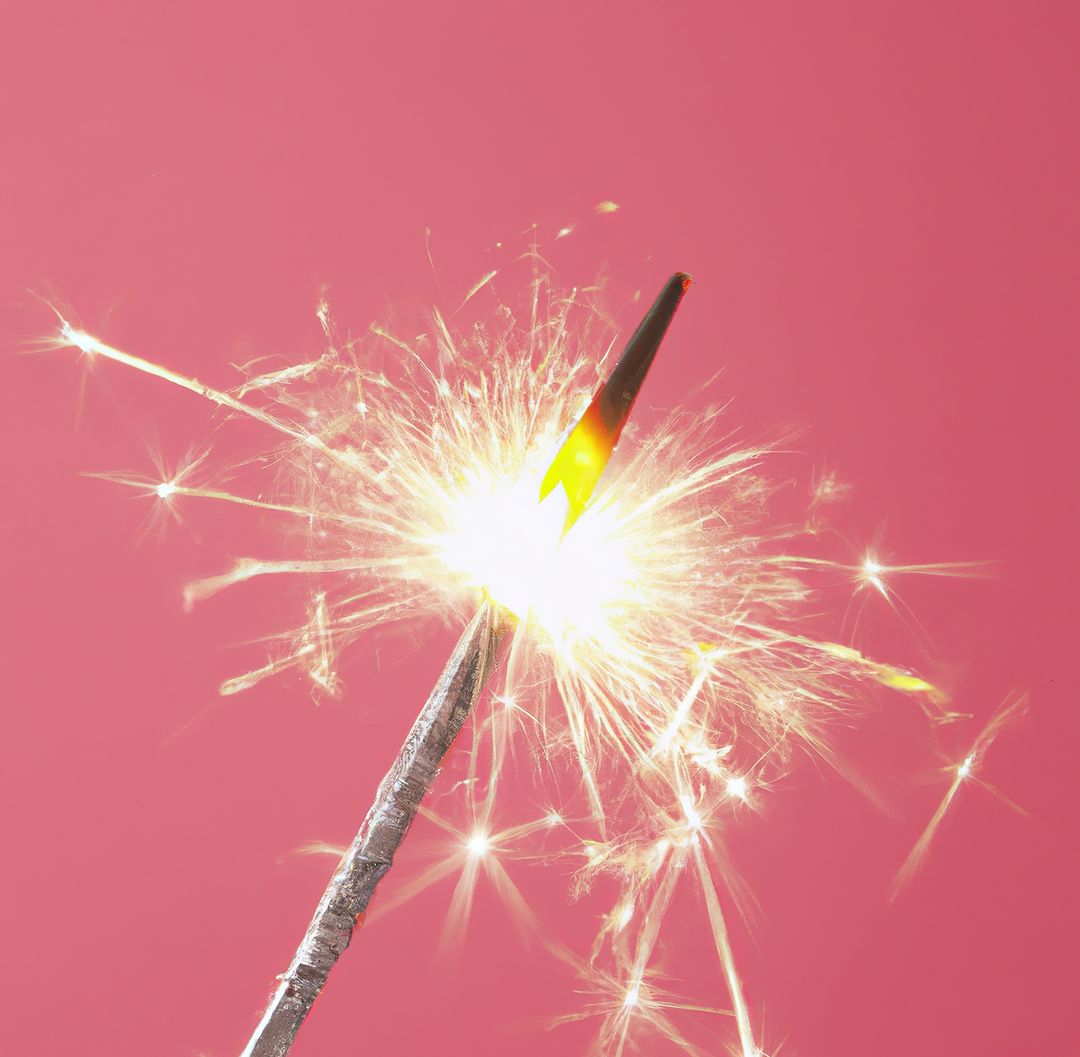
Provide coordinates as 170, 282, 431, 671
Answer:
241, 601, 511, 1057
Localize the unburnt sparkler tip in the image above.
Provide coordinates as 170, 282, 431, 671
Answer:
540, 272, 692, 530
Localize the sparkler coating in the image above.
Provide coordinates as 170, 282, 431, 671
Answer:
241, 602, 510, 1057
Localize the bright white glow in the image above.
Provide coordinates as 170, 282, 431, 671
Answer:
680, 794, 704, 831
726, 775, 749, 800
958, 754, 976, 779
466, 832, 490, 856
623, 984, 640, 1009
155, 482, 177, 499
431, 472, 631, 643
61, 322, 94, 355
863, 555, 888, 596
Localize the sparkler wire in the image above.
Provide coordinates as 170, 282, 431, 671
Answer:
240, 601, 510, 1057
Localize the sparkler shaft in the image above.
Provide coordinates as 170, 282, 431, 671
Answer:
241, 602, 510, 1057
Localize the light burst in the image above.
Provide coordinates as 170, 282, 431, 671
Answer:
891, 691, 1030, 900
47, 259, 1022, 1057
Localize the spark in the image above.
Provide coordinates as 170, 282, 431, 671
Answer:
773, 551, 989, 598
57, 321, 335, 457
651, 645, 719, 756
680, 794, 704, 832
694, 840, 759, 1057
850, 552, 992, 647
862, 555, 888, 597
89, 470, 372, 528
726, 776, 749, 801
892, 693, 1029, 899
467, 832, 491, 856
49, 258, 1017, 1057
460, 269, 499, 309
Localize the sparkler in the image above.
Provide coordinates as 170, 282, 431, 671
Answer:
234, 274, 693, 1055
48, 255, 1021, 1057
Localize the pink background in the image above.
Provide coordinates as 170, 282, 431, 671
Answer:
2, 4, 1077, 1055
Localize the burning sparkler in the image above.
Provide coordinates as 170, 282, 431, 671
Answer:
235, 273, 693, 1055
48, 255, 1019, 1057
